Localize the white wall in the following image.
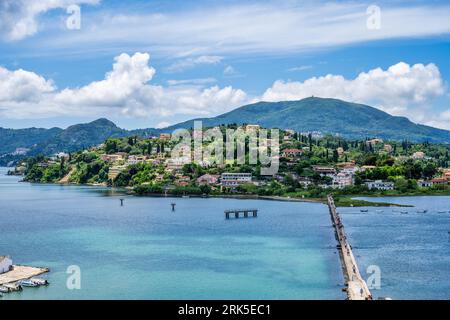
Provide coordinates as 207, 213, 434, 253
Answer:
0, 257, 13, 274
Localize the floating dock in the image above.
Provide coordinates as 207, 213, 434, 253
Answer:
225, 209, 258, 219
0, 265, 49, 286
327, 195, 372, 300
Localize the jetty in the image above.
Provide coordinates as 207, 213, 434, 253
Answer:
327, 195, 372, 300
225, 209, 258, 219
0, 265, 49, 286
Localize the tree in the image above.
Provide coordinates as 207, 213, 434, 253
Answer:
332, 149, 339, 163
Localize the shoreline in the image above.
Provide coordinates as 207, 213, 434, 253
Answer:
1, 170, 433, 207
8, 176, 416, 207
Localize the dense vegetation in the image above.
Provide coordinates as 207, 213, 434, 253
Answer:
19, 124, 450, 205
4, 97, 450, 167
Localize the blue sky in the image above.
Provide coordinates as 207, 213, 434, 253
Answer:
0, 0, 450, 130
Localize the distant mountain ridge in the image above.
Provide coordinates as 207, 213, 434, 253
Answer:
163, 97, 450, 142
1, 97, 450, 165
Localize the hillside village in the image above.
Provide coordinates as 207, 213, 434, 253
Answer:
13, 123, 450, 202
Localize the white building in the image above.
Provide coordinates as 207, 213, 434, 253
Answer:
332, 173, 354, 189
417, 179, 432, 188
0, 256, 13, 274
365, 180, 394, 190
221, 173, 252, 187
165, 157, 191, 171
412, 152, 425, 160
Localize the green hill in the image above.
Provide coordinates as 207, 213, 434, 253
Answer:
163, 97, 450, 142
2, 97, 450, 166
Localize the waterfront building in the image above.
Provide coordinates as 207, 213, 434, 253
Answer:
365, 180, 394, 190
197, 174, 220, 186
0, 256, 13, 274
220, 173, 252, 187
431, 177, 447, 185
312, 166, 336, 177
417, 179, 432, 188
332, 173, 354, 189
165, 157, 190, 171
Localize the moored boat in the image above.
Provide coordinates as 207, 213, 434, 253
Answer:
31, 278, 49, 286
417, 210, 427, 213
0, 286, 10, 293
360, 209, 368, 213
18, 279, 38, 287
3, 283, 22, 291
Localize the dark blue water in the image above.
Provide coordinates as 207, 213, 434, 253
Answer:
340, 197, 450, 300
0, 168, 343, 300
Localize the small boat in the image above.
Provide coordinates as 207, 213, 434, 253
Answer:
417, 210, 427, 213
360, 209, 368, 213
375, 210, 383, 213
182, 195, 190, 198
31, 278, 49, 286
3, 283, 22, 291
18, 279, 38, 287
400, 211, 408, 214
438, 211, 446, 214
0, 286, 10, 293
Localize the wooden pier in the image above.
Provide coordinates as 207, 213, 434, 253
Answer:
327, 195, 372, 300
225, 209, 258, 219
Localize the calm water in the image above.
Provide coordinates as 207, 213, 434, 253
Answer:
340, 197, 450, 300
0, 168, 344, 300
1, 168, 449, 300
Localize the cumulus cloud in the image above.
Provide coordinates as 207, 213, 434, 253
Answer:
1, 56, 449, 129
0, 52, 247, 119
0, 0, 99, 41
262, 62, 446, 117
0, 66, 55, 102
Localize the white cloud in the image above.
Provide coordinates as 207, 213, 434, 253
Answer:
155, 121, 171, 129
0, 52, 247, 120
34, 2, 450, 57
0, 66, 55, 102
2, 55, 449, 130
167, 78, 217, 86
0, 0, 99, 41
262, 62, 446, 118
287, 65, 313, 72
165, 55, 223, 73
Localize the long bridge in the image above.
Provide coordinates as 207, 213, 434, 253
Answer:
327, 195, 372, 300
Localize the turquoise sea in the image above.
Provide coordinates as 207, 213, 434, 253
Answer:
1, 167, 449, 300
0, 168, 343, 300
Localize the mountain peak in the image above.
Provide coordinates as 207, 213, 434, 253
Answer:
89, 118, 118, 127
